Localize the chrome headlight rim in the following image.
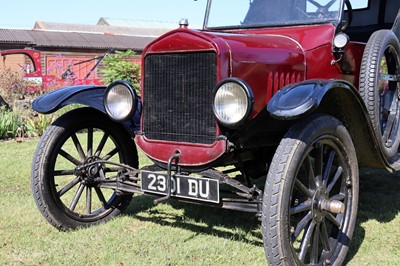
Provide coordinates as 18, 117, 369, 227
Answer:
212, 78, 254, 128
104, 80, 138, 122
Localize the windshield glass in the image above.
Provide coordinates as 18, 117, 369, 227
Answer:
205, 0, 343, 29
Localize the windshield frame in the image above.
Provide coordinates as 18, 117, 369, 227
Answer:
203, 0, 345, 30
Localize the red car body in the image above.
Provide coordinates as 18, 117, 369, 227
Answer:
136, 24, 365, 167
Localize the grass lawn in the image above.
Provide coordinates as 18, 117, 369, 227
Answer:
0, 138, 399, 265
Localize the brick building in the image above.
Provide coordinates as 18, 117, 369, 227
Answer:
0, 18, 175, 82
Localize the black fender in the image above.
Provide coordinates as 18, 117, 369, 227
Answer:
267, 79, 398, 171
267, 80, 352, 120
32, 85, 141, 134
32, 85, 107, 114
32, 85, 142, 136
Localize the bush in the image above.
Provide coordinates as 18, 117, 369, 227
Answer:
0, 104, 82, 140
0, 60, 92, 140
101, 50, 141, 92
0, 68, 29, 105
27, 114, 56, 137
0, 107, 34, 139
0, 50, 137, 141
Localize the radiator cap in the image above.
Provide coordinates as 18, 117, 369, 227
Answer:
179, 18, 189, 28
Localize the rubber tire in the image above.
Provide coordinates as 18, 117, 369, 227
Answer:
359, 30, 400, 158
31, 108, 138, 230
262, 114, 359, 266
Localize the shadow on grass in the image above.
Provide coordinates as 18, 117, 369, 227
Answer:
125, 194, 263, 247
345, 167, 400, 262
124, 167, 400, 256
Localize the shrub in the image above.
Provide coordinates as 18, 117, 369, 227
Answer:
0, 68, 30, 105
101, 50, 141, 92
0, 107, 30, 139
27, 114, 55, 137
0, 49, 129, 141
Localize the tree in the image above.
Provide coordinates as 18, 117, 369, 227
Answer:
101, 50, 141, 92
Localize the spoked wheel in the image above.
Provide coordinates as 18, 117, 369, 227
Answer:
31, 108, 138, 230
359, 30, 400, 158
392, 9, 400, 40
262, 114, 359, 266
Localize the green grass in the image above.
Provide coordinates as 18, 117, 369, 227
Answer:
0, 139, 399, 265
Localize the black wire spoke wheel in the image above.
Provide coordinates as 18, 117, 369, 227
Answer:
360, 29, 400, 158
378, 44, 400, 149
262, 114, 359, 266
31, 108, 138, 230
392, 9, 400, 40
54, 127, 124, 220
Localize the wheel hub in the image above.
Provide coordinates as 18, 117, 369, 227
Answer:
311, 186, 345, 223
311, 187, 328, 222
75, 156, 103, 185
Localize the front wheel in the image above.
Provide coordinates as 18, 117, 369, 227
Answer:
262, 114, 359, 265
31, 108, 138, 230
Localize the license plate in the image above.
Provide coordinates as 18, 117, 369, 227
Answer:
141, 171, 219, 203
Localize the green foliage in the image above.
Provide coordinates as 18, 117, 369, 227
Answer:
27, 114, 55, 137
0, 108, 21, 138
0, 60, 95, 141
25, 104, 79, 138
0, 67, 51, 139
0, 107, 34, 139
101, 50, 141, 92
0, 104, 76, 140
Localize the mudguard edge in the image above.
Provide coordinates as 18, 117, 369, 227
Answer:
267, 80, 350, 120
267, 79, 400, 171
32, 85, 106, 114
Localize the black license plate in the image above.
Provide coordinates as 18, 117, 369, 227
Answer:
141, 171, 219, 203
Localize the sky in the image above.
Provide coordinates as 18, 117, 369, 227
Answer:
0, 0, 208, 29
0, 0, 369, 30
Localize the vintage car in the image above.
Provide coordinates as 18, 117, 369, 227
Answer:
31, 0, 400, 265
0, 49, 104, 95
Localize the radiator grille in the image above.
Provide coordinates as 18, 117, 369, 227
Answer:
143, 52, 217, 144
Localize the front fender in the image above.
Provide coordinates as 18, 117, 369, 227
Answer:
267, 80, 353, 120
32, 85, 106, 114
267, 79, 400, 171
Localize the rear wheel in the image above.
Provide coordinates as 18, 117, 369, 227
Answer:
359, 30, 400, 158
392, 9, 400, 40
31, 108, 138, 230
262, 114, 359, 265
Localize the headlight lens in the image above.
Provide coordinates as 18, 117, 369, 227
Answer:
104, 81, 137, 121
333, 33, 349, 50
213, 79, 253, 127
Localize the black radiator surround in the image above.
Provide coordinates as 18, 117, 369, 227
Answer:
143, 52, 217, 145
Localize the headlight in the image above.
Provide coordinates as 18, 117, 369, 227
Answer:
213, 78, 253, 128
333, 32, 349, 50
104, 80, 137, 121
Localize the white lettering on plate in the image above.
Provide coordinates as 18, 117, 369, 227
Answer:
188, 179, 198, 196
